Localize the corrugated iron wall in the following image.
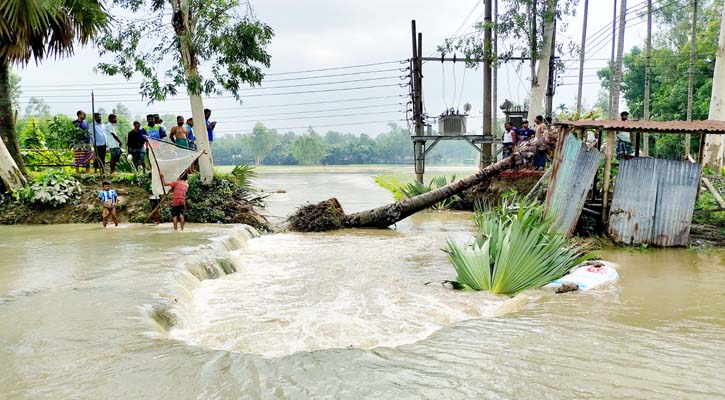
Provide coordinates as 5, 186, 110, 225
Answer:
608, 158, 701, 246
545, 133, 602, 236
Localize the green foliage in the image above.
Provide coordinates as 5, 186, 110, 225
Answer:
229, 164, 257, 193
291, 132, 327, 165
15, 170, 82, 207
446, 199, 591, 296
97, 0, 273, 100
184, 173, 266, 223
375, 175, 461, 210
249, 123, 276, 165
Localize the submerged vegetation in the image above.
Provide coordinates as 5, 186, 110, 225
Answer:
446, 199, 591, 296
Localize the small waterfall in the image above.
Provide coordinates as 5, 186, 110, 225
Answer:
143, 225, 258, 333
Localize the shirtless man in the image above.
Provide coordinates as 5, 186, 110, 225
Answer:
170, 115, 190, 148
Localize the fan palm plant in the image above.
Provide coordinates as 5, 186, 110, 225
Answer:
0, 0, 108, 175
374, 175, 461, 210
446, 198, 591, 296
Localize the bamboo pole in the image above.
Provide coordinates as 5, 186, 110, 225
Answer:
602, 129, 616, 223
685, 0, 699, 159
643, 0, 652, 156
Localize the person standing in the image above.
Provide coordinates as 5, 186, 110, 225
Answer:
160, 173, 189, 232
127, 121, 147, 173
72, 110, 91, 174
185, 118, 196, 149
517, 120, 535, 145
534, 115, 547, 139
502, 122, 517, 159
92, 112, 107, 175
170, 115, 190, 147
97, 180, 119, 228
144, 114, 163, 140
616, 111, 632, 160
154, 114, 168, 141
204, 108, 216, 147
105, 114, 124, 174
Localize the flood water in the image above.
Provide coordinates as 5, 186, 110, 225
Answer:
1, 166, 724, 399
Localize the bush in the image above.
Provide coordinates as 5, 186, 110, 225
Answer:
15, 170, 82, 207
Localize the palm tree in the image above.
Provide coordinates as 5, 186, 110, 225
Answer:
0, 0, 107, 175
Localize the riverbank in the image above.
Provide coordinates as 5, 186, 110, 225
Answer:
0, 172, 270, 231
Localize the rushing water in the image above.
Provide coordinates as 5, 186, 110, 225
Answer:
1, 166, 724, 399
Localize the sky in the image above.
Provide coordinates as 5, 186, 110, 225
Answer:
15, 0, 656, 137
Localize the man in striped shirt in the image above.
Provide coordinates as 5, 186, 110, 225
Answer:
98, 181, 119, 227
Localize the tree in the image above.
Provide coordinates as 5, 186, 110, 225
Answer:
98, 0, 273, 184
0, 0, 107, 176
25, 97, 51, 118
9, 71, 20, 109
249, 122, 275, 165
705, 0, 725, 168
291, 133, 327, 165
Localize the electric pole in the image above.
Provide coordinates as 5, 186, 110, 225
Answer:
576, 0, 589, 116
610, 0, 626, 121
609, 0, 618, 116
685, 0, 698, 159
482, 0, 493, 167
492, 0, 498, 159
643, 0, 652, 156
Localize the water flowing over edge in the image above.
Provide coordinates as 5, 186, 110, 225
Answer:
140, 225, 259, 334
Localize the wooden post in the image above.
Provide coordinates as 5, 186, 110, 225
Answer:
602, 129, 616, 223
697, 131, 706, 165
635, 131, 641, 156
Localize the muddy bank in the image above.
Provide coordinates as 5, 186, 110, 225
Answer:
0, 173, 270, 231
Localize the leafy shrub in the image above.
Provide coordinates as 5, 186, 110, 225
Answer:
446, 199, 591, 296
15, 170, 82, 207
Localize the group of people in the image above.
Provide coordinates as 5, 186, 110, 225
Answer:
500, 115, 550, 170
72, 108, 218, 174
96, 173, 190, 231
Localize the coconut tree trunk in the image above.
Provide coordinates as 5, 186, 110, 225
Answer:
527, 0, 556, 122
289, 129, 561, 231
0, 60, 27, 176
174, 0, 214, 184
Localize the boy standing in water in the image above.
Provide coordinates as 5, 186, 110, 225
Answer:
98, 181, 119, 227
160, 173, 189, 231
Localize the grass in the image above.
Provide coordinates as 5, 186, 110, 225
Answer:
445, 198, 591, 296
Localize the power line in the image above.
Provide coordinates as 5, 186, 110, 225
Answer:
212, 119, 407, 135
219, 103, 402, 118
220, 110, 403, 123
16, 84, 406, 103
18, 76, 403, 98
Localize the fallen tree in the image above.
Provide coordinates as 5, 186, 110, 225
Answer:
288, 129, 561, 232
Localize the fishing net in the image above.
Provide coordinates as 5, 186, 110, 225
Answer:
147, 138, 200, 196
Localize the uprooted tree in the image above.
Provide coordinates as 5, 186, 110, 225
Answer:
288, 129, 561, 232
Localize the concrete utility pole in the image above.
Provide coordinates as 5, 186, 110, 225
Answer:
643, 0, 652, 156
411, 20, 424, 183
482, 0, 493, 167
492, 0, 498, 159
609, 0, 627, 121
704, 2, 725, 169
545, 19, 557, 118
685, 0, 698, 159
609, 0, 618, 115
576, 0, 589, 115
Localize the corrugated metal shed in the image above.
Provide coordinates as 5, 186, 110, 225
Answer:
545, 133, 602, 236
558, 120, 725, 133
608, 158, 701, 246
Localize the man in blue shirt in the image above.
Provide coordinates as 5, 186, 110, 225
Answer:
92, 112, 107, 174
73, 110, 91, 174
97, 181, 119, 227
516, 120, 535, 146
204, 108, 216, 146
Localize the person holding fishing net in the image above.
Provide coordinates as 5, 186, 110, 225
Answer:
145, 136, 203, 230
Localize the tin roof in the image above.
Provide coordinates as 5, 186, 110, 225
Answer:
557, 119, 725, 133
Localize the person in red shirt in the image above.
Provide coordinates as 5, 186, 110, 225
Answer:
160, 173, 190, 231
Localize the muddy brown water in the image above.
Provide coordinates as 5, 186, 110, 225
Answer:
1, 166, 724, 399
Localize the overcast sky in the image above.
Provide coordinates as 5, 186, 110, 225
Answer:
16, 0, 653, 137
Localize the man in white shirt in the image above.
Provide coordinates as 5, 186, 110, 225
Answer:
502, 121, 517, 159
105, 114, 124, 174
92, 113, 107, 174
